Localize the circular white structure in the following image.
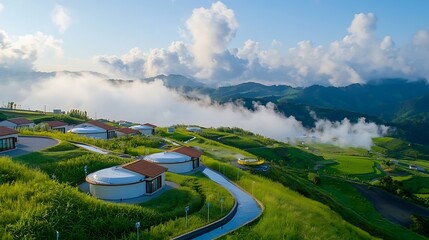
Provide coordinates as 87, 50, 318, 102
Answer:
186, 126, 202, 132
68, 126, 107, 139
145, 152, 193, 173
86, 166, 146, 200
130, 125, 154, 135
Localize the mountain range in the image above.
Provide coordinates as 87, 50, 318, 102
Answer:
115, 74, 429, 144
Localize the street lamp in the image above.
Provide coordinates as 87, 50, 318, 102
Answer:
84, 165, 88, 176
207, 202, 210, 222
185, 206, 189, 227
252, 181, 255, 196
135, 222, 140, 240
56, 230, 59, 240
220, 197, 224, 215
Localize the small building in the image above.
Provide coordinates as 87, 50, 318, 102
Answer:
130, 123, 156, 135
53, 109, 63, 114
44, 121, 69, 133
68, 120, 117, 139
186, 126, 202, 132
144, 146, 202, 173
86, 160, 167, 200
116, 128, 140, 137
0, 126, 19, 152
0, 117, 35, 129
118, 120, 133, 127
169, 146, 202, 169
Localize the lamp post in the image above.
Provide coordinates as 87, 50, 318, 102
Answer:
220, 197, 224, 215
135, 222, 140, 240
185, 206, 189, 227
252, 181, 255, 196
84, 165, 88, 176
207, 202, 210, 222
56, 231, 59, 240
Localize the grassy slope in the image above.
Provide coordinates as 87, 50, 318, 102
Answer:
1, 142, 234, 239
373, 137, 429, 160
202, 158, 376, 240
190, 130, 427, 239
0, 109, 84, 124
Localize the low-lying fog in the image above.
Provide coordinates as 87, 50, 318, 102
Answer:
3, 72, 388, 149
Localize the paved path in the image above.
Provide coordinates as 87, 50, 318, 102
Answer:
192, 168, 262, 239
0, 136, 58, 157
74, 142, 263, 238
74, 143, 109, 154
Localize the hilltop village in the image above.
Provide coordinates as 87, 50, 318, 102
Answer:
1, 107, 429, 240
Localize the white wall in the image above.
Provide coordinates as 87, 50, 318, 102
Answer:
158, 161, 194, 173
90, 182, 146, 200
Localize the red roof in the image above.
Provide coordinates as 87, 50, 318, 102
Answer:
44, 121, 68, 128
143, 123, 157, 128
116, 128, 139, 135
122, 160, 167, 178
0, 126, 19, 137
169, 146, 203, 158
7, 117, 33, 125
87, 120, 116, 131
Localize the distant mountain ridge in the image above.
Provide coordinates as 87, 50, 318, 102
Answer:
106, 74, 429, 143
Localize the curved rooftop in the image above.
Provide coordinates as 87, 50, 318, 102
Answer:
86, 166, 145, 185
145, 151, 191, 163
130, 125, 153, 130
69, 126, 105, 134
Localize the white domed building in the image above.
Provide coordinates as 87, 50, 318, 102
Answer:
144, 146, 203, 173
86, 160, 167, 200
69, 120, 117, 139
130, 123, 156, 135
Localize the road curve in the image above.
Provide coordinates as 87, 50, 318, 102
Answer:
70, 143, 263, 239
193, 168, 262, 239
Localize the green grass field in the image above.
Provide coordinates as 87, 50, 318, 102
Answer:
203, 158, 378, 240
326, 155, 378, 175
1, 151, 233, 240
402, 176, 429, 194
0, 109, 85, 124
373, 137, 429, 160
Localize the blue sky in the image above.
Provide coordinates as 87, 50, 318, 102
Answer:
1, 0, 429, 86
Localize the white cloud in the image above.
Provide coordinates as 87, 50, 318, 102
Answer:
308, 117, 389, 149
52, 5, 71, 33
96, 3, 429, 87
0, 29, 63, 74
2, 72, 388, 149
0, 3, 4, 13
185, 1, 238, 78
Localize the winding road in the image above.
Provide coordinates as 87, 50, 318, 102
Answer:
192, 168, 262, 239
76, 142, 263, 239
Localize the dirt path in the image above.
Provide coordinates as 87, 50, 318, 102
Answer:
353, 184, 429, 227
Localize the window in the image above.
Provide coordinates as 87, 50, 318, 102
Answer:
146, 175, 162, 194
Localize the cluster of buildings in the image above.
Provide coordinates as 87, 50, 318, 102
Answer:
0, 116, 204, 201
0, 117, 162, 152
86, 145, 202, 200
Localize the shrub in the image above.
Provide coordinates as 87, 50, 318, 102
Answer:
308, 172, 321, 185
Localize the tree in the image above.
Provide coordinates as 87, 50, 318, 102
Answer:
308, 173, 321, 185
